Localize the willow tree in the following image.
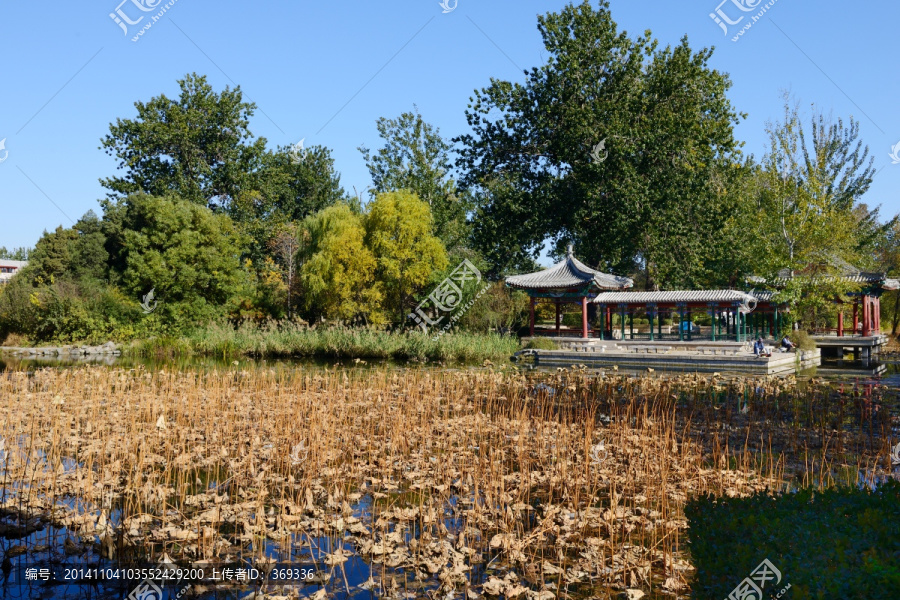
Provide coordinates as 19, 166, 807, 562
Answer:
298, 204, 383, 325
365, 190, 448, 324
456, 0, 743, 286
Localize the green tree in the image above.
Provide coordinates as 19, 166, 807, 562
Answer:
754, 96, 876, 275
26, 226, 78, 284
100, 73, 267, 209
456, 1, 743, 286
298, 204, 383, 325
110, 193, 247, 326
364, 190, 448, 324
360, 110, 469, 250
0, 247, 30, 260
229, 145, 346, 267
25, 211, 108, 284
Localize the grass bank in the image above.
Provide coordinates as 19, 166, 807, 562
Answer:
128, 321, 521, 363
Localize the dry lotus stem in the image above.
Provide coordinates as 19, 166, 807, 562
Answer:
0, 366, 887, 598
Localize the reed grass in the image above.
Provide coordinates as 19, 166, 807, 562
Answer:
129, 321, 520, 363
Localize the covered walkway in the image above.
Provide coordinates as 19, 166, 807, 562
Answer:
592, 290, 786, 343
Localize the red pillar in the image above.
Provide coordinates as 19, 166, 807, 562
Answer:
529, 296, 535, 337
862, 296, 870, 337
875, 298, 881, 333
581, 296, 589, 339
555, 300, 561, 337
837, 311, 843, 337
606, 306, 612, 337
853, 300, 859, 335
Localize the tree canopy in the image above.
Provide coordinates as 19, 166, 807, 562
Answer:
299, 203, 383, 325
100, 73, 267, 209
361, 110, 468, 250
456, 0, 743, 286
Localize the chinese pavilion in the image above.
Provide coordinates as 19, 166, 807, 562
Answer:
505, 246, 633, 339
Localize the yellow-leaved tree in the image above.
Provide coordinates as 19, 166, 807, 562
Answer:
299, 204, 384, 325
364, 190, 448, 324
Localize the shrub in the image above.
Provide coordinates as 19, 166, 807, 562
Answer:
685, 482, 900, 599
523, 337, 558, 351
791, 329, 817, 350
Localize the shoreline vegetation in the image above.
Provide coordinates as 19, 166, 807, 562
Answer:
127, 323, 521, 363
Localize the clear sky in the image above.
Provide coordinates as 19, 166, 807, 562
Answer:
1, 0, 897, 253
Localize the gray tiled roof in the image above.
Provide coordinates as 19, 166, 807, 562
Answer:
750, 290, 776, 302
593, 290, 757, 304
506, 249, 633, 291
750, 262, 896, 289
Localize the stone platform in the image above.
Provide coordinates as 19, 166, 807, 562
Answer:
517, 338, 820, 375
810, 335, 887, 360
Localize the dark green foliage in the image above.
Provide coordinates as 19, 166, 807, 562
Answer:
110, 193, 248, 328
100, 73, 266, 209
25, 211, 109, 284
456, 1, 743, 285
685, 482, 900, 599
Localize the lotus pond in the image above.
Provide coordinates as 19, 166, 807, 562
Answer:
0, 357, 898, 599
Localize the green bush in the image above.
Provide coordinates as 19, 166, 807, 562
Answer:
791, 329, 817, 350
685, 482, 900, 599
523, 337, 558, 351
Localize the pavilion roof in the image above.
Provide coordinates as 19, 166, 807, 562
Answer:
505, 247, 633, 291
593, 289, 758, 305
748, 260, 899, 291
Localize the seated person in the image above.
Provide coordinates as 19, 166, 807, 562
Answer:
781, 336, 795, 352
753, 338, 769, 357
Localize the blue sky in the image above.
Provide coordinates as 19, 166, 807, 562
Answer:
1, 0, 898, 255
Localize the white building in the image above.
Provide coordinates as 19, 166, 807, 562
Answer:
0, 260, 27, 284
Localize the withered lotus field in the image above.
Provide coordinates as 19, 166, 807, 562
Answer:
0, 366, 893, 599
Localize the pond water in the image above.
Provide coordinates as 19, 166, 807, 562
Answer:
1, 352, 898, 599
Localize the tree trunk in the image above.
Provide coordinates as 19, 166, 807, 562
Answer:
892, 291, 900, 336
